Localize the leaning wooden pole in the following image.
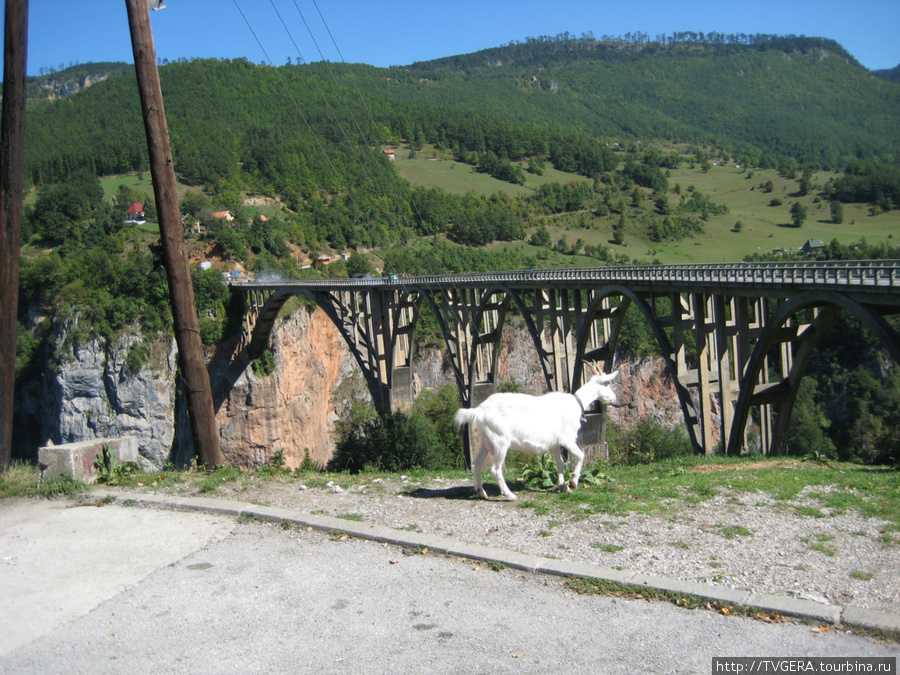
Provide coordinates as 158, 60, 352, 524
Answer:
0, 0, 28, 470
125, 0, 223, 467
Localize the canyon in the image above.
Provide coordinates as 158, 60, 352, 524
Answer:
15, 305, 693, 470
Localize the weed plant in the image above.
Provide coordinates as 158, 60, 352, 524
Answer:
38, 475, 89, 499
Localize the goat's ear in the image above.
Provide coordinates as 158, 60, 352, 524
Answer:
599, 370, 619, 384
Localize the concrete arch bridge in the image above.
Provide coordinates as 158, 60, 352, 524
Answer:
231, 260, 900, 460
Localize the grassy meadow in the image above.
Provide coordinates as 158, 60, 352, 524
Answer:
86, 145, 897, 267
392, 144, 899, 264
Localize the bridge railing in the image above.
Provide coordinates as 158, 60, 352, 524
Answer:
232, 260, 900, 291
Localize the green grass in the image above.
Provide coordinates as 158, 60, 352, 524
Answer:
99, 171, 200, 204
510, 455, 900, 530
0, 461, 40, 498
717, 525, 753, 539
810, 542, 838, 557
197, 466, 244, 493
592, 543, 625, 553
392, 146, 539, 198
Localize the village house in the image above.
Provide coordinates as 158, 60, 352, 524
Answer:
125, 202, 145, 223
801, 238, 826, 255
182, 214, 205, 234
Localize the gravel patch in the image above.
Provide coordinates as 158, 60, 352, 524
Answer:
120, 475, 900, 615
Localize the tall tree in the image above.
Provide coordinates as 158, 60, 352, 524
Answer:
790, 202, 808, 228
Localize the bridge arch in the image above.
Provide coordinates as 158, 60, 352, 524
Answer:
727, 291, 900, 456
573, 286, 703, 452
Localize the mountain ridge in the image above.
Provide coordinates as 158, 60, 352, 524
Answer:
17, 35, 900, 194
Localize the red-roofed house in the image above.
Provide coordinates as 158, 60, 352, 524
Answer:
125, 203, 145, 223
212, 210, 235, 222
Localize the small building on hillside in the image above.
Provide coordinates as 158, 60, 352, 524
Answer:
125, 203, 145, 223
801, 238, 826, 255
383, 149, 396, 161
182, 214, 205, 234
212, 210, 235, 222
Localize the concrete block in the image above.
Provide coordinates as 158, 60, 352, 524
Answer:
38, 437, 139, 485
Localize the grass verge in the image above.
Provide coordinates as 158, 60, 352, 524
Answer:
2, 456, 896, 535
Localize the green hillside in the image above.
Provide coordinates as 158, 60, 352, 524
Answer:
15, 35, 900, 268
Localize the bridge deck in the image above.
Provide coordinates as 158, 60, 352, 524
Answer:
232, 260, 900, 302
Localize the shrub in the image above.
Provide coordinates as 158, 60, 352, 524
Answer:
251, 349, 276, 376
329, 410, 451, 473
608, 418, 693, 465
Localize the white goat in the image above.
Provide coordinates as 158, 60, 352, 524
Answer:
453, 368, 619, 501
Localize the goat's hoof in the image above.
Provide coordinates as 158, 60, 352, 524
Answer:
502, 493, 517, 502
568, 479, 579, 490
475, 488, 489, 500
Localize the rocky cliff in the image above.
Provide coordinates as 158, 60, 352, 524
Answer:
14, 306, 693, 470
210, 307, 354, 470
15, 322, 179, 467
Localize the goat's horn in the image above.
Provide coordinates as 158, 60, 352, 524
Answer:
586, 360, 602, 375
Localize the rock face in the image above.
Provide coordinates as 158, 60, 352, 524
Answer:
15, 324, 179, 468
15, 306, 691, 470
211, 308, 352, 470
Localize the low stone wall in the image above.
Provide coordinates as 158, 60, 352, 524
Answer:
38, 437, 139, 485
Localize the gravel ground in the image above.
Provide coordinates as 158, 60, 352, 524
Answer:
119, 473, 900, 616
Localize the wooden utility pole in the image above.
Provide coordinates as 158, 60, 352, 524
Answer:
0, 0, 28, 470
125, 0, 224, 467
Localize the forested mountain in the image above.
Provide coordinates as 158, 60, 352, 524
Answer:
22, 34, 900, 184
401, 33, 899, 167
874, 65, 900, 83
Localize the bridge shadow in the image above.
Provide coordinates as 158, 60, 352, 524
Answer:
208, 334, 250, 415
208, 293, 254, 414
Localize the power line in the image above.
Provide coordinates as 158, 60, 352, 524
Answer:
270, 0, 402, 232
232, 0, 371, 234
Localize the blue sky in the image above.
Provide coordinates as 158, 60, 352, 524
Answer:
21, 0, 900, 76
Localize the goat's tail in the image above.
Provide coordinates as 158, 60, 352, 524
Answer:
453, 407, 478, 435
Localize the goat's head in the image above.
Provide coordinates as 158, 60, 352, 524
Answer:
580, 366, 619, 406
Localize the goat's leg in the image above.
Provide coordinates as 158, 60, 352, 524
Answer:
550, 448, 570, 493
562, 443, 586, 490
471, 430, 491, 500
489, 445, 516, 501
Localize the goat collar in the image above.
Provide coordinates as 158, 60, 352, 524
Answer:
573, 393, 587, 420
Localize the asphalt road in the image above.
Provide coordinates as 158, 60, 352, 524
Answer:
1, 497, 897, 674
